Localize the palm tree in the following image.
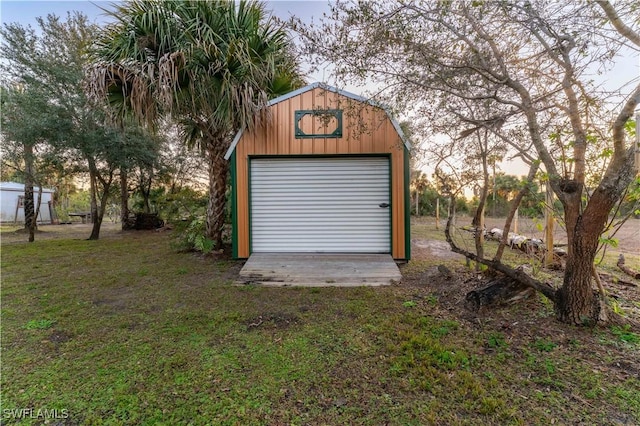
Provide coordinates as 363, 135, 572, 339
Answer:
87, 0, 303, 247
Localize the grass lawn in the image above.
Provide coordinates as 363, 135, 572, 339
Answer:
1, 221, 639, 425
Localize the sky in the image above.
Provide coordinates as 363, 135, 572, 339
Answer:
2, 0, 638, 178
0, 1, 332, 39
0, 1, 335, 83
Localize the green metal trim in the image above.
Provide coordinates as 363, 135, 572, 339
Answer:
249, 153, 387, 160
403, 146, 412, 261
230, 151, 239, 259
294, 109, 343, 138
388, 155, 393, 256
248, 157, 253, 255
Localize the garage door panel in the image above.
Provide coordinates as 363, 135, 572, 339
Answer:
253, 224, 389, 232
251, 157, 390, 253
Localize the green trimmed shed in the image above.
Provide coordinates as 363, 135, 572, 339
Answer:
225, 83, 411, 261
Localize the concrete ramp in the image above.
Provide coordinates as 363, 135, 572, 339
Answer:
237, 253, 402, 287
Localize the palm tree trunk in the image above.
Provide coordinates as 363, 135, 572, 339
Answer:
205, 143, 230, 249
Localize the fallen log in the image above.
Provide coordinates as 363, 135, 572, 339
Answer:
617, 254, 640, 280
446, 217, 557, 302
486, 227, 562, 259
465, 275, 536, 312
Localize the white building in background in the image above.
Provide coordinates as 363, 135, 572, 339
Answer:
0, 182, 55, 224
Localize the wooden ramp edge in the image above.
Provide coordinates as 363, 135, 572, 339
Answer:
237, 253, 402, 287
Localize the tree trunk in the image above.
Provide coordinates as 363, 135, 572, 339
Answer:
472, 132, 490, 271
23, 142, 36, 242
555, 189, 613, 324
473, 205, 485, 272
142, 170, 153, 213
556, 221, 601, 325
205, 143, 230, 249
93, 186, 110, 239
142, 191, 151, 214
89, 180, 112, 240
88, 167, 101, 240
35, 185, 43, 225
87, 159, 113, 241
556, 148, 635, 324
494, 162, 539, 262
120, 168, 129, 230
472, 178, 488, 268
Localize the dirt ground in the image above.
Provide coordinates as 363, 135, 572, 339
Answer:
415, 215, 640, 256
405, 215, 640, 342
480, 215, 640, 257
1, 222, 141, 244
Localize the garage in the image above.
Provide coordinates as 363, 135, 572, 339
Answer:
250, 157, 390, 253
225, 82, 411, 261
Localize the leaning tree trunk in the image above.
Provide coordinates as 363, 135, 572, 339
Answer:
88, 168, 101, 240
472, 133, 490, 271
87, 159, 113, 241
88, 180, 111, 240
205, 142, 230, 249
89, 184, 110, 240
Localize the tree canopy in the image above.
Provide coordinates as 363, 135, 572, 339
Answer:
88, 0, 304, 247
294, 0, 640, 324
1, 13, 160, 240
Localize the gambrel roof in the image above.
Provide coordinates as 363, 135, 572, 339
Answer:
224, 82, 410, 160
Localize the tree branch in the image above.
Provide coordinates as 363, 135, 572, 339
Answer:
445, 195, 558, 302
595, 0, 640, 48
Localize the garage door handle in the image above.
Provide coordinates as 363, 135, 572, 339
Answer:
379, 203, 390, 208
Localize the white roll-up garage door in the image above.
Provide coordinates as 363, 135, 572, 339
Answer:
251, 157, 390, 253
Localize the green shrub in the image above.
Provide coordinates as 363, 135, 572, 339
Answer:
171, 217, 216, 254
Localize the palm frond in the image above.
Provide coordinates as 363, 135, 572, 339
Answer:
88, 0, 305, 148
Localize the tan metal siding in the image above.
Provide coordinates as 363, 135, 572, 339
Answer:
235, 87, 406, 259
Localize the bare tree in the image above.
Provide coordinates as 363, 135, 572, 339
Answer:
294, 0, 640, 325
